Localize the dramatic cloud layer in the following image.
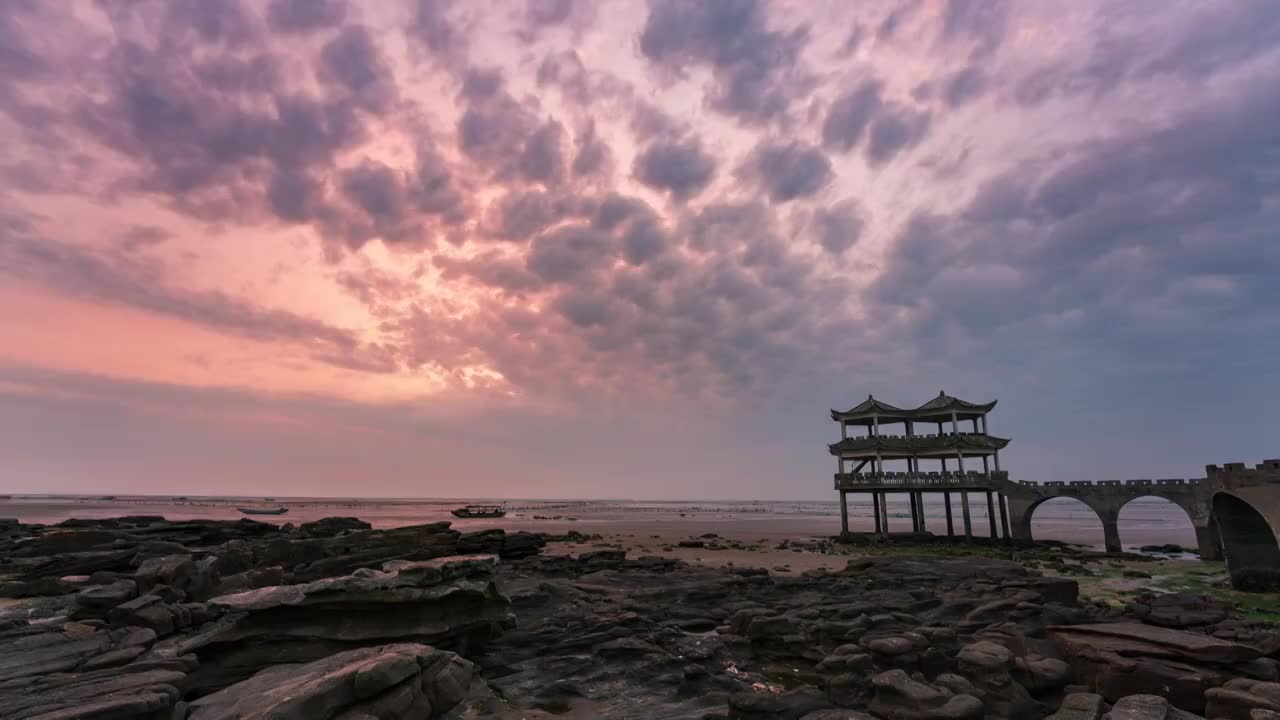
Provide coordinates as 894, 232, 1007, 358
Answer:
1, 0, 1278, 498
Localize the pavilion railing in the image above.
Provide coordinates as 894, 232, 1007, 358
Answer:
833, 470, 1010, 489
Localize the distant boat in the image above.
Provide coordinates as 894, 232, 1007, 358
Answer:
451, 504, 506, 519
238, 507, 289, 516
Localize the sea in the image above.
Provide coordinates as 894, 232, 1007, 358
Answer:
0, 494, 1198, 554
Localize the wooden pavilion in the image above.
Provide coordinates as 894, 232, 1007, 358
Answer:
829, 391, 1012, 541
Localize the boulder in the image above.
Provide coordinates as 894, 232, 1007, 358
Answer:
1206, 679, 1280, 720
955, 640, 1036, 719
1126, 592, 1230, 629
187, 642, 472, 719
1046, 692, 1106, 720
1103, 694, 1205, 719
134, 554, 194, 595
867, 669, 984, 720
727, 687, 831, 719
1017, 653, 1074, 693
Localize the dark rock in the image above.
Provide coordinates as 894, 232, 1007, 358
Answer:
1126, 592, 1230, 628
727, 687, 830, 719
0, 576, 79, 598
1046, 692, 1106, 720
955, 640, 1036, 719
188, 642, 472, 719
177, 555, 509, 694
1205, 679, 1280, 719
1051, 623, 1264, 711
1139, 544, 1189, 555
296, 516, 373, 537
74, 579, 138, 613
1233, 569, 1280, 593
134, 554, 194, 594
0, 666, 184, 719
1103, 693, 1205, 719
867, 669, 984, 719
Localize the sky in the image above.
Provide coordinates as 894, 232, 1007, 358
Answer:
1, 0, 1278, 500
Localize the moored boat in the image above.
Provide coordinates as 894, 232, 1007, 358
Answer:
238, 507, 289, 516
451, 504, 506, 518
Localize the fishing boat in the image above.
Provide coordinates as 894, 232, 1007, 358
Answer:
451, 504, 506, 519
237, 507, 289, 516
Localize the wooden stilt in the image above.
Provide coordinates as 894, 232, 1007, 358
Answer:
944, 491, 954, 536
986, 491, 998, 538
839, 491, 849, 537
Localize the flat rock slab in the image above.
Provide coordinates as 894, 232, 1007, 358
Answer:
1049, 623, 1261, 665
188, 642, 473, 720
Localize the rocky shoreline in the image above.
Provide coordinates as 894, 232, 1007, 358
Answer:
2, 516, 1279, 719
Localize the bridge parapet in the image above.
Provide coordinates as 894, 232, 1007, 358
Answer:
1068, 481, 1093, 487
1125, 479, 1153, 486
1207, 460, 1280, 490
834, 470, 1010, 490
1156, 478, 1186, 486
1097, 480, 1122, 487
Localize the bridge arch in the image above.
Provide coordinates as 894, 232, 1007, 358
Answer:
1019, 496, 1108, 549
1213, 492, 1280, 591
1116, 495, 1198, 554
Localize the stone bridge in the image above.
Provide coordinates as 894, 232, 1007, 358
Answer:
1000, 477, 1217, 559
1204, 460, 1280, 588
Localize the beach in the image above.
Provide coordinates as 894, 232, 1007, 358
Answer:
0, 493, 1198, 554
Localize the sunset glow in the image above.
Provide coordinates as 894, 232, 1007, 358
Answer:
2, 0, 1278, 498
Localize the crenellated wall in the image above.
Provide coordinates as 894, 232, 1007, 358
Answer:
1205, 460, 1280, 589
1002, 473, 1217, 558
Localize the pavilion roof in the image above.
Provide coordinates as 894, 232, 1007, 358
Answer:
827, 432, 1010, 459
831, 391, 997, 424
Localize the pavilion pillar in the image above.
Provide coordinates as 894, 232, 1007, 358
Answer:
993, 451, 1001, 473
960, 491, 973, 542
873, 415, 879, 437
879, 492, 889, 536
917, 492, 927, 533
981, 415, 988, 434
839, 491, 848, 537
908, 492, 919, 532
972, 418, 979, 433
951, 410, 959, 435
873, 492, 882, 533
944, 491, 954, 536
982, 456, 990, 476
841, 422, 847, 440
986, 491, 998, 538
998, 493, 1010, 542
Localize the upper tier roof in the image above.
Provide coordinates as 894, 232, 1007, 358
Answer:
831, 391, 997, 425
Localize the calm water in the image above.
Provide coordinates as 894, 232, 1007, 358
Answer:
0, 494, 1197, 552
